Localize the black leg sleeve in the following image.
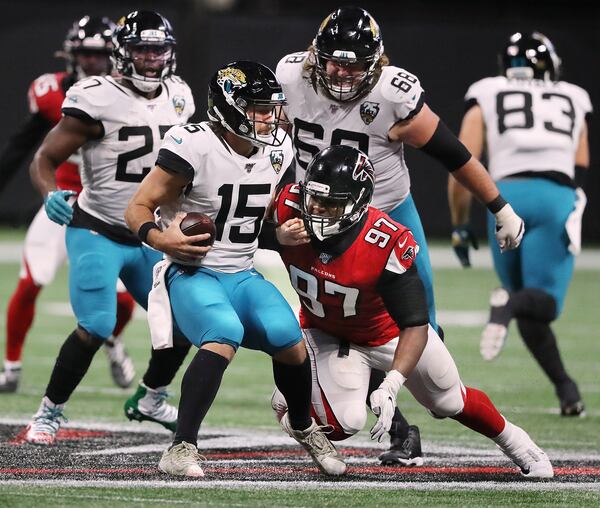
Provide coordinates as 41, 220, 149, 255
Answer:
45, 329, 103, 404
516, 317, 577, 398
173, 349, 229, 447
143, 342, 192, 389
272, 357, 312, 431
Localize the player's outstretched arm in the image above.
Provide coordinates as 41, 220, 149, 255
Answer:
125, 165, 210, 262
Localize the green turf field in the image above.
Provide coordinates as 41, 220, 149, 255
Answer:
0, 229, 598, 506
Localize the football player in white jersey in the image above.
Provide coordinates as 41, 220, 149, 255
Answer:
0, 16, 137, 394
24, 11, 196, 445
448, 32, 591, 416
277, 6, 524, 466
126, 61, 346, 478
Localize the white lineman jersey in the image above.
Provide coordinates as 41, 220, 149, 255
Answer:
276, 52, 424, 213
63, 75, 195, 228
157, 122, 293, 272
466, 76, 592, 181
304, 324, 464, 436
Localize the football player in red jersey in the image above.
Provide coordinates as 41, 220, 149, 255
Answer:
270, 145, 554, 478
0, 16, 136, 393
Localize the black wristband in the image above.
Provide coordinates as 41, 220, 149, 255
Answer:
574, 165, 588, 188
486, 194, 507, 214
138, 221, 160, 244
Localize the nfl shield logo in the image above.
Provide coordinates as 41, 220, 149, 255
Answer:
270, 150, 284, 174
319, 252, 333, 264
360, 101, 380, 125
172, 96, 186, 116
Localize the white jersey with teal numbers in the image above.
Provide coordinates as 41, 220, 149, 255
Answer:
62, 75, 195, 228
158, 122, 293, 272
276, 52, 424, 213
466, 76, 592, 181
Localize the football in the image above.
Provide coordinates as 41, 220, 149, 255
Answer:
179, 212, 216, 247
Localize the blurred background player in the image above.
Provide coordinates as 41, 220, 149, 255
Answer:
448, 32, 591, 416
276, 6, 525, 465
0, 15, 136, 393
24, 10, 195, 444
272, 145, 553, 479
126, 61, 346, 478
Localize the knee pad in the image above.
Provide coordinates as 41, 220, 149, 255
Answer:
338, 402, 368, 436
74, 253, 110, 291
78, 316, 115, 342
201, 318, 245, 348
428, 389, 465, 418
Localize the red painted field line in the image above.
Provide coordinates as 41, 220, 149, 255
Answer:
0, 468, 154, 474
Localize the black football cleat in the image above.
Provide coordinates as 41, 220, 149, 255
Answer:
560, 400, 586, 417
379, 425, 424, 466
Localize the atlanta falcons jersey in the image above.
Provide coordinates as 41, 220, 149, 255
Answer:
273, 183, 419, 346
157, 122, 293, 272
466, 76, 592, 181
28, 72, 81, 192
62, 75, 195, 228
276, 52, 424, 213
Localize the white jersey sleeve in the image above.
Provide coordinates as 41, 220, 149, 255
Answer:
378, 66, 425, 121
62, 76, 113, 122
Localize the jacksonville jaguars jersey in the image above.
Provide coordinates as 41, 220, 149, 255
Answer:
157, 122, 293, 272
62, 75, 195, 228
273, 183, 419, 347
276, 52, 424, 213
466, 76, 592, 181
28, 72, 81, 192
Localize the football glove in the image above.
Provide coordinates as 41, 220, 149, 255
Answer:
44, 190, 77, 225
369, 370, 406, 442
451, 224, 479, 268
494, 203, 524, 252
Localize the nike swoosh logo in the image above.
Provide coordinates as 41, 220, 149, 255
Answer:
398, 237, 408, 248
170, 135, 183, 144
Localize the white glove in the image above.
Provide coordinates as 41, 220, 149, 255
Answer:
494, 203, 525, 252
369, 370, 406, 442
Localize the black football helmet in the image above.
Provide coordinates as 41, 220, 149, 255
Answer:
113, 10, 176, 92
208, 61, 289, 147
300, 145, 375, 240
501, 32, 561, 81
313, 6, 384, 102
63, 16, 115, 78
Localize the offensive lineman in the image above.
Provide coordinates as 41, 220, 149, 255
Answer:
0, 16, 136, 393
126, 61, 346, 477
272, 145, 554, 479
24, 11, 195, 444
448, 32, 590, 416
276, 6, 525, 464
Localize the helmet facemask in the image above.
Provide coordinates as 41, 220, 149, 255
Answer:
314, 48, 382, 102
300, 180, 369, 241
117, 40, 176, 93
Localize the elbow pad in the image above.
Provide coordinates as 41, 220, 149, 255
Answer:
420, 120, 472, 172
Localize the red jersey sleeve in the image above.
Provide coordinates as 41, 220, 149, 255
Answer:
385, 228, 420, 274
273, 183, 302, 226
